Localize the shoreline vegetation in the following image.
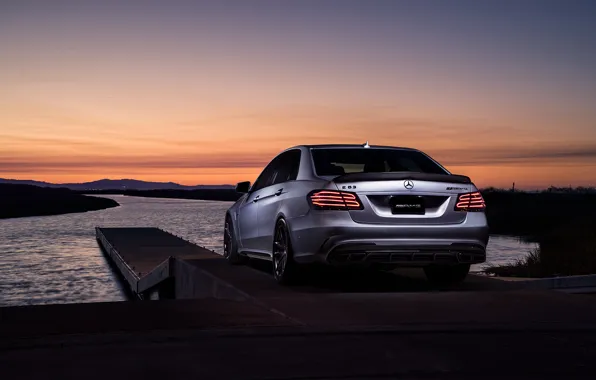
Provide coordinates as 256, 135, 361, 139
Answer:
0, 184, 119, 219
482, 187, 596, 278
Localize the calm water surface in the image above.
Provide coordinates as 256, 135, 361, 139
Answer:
0, 195, 537, 307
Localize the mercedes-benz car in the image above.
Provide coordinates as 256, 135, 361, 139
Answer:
224, 143, 488, 285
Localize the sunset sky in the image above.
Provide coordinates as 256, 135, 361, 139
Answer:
1, 0, 595, 188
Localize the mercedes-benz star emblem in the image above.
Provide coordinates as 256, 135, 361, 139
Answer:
404, 180, 414, 190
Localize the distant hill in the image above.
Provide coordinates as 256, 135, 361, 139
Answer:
0, 178, 234, 191
0, 183, 119, 219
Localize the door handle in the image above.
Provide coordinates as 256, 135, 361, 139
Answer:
275, 188, 283, 196
253, 195, 260, 203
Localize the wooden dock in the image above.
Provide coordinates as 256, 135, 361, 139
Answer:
96, 227, 257, 302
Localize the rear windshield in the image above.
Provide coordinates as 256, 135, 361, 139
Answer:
311, 148, 448, 176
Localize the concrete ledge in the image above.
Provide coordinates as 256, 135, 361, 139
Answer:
173, 259, 254, 302
505, 274, 596, 292
137, 257, 173, 294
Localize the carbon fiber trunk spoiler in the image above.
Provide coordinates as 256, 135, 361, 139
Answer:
333, 172, 472, 184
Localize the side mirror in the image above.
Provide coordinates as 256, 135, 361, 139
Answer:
235, 181, 251, 193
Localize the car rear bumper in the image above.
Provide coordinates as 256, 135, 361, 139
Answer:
324, 241, 486, 265
287, 211, 489, 266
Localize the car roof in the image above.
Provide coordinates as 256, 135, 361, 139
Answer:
288, 144, 419, 151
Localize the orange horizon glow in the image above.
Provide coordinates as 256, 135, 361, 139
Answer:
2, 102, 595, 189
1, 109, 596, 188
2, 141, 595, 189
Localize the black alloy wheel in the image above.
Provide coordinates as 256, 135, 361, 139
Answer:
223, 220, 232, 259
272, 219, 297, 284
223, 216, 246, 265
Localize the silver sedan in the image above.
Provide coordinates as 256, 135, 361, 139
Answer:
224, 144, 488, 285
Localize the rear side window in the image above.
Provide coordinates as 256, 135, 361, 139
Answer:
251, 149, 302, 191
311, 148, 447, 176
251, 160, 278, 192
272, 149, 301, 185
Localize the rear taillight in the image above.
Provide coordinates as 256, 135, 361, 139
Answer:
308, 190, 363, 210
455, 192, 486, 212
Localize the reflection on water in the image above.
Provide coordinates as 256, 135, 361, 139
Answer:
0, 195, 536, 306
473, 235, 538, 273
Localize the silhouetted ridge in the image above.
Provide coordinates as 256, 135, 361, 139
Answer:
0, 178, 234, 191
0, 184, 119, 219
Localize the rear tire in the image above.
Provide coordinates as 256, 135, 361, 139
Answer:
424, 264, 470, 286
272, 219, 300, 285
223, 215, 247, 265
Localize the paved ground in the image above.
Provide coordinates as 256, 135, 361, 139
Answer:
186, 259, 596, 327
2, 319, 596, 379
3, 242, 596, 379
0, 298, 294, 341
3, 273, 596, 379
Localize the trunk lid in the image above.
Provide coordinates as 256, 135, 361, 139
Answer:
332, 172, 472, 225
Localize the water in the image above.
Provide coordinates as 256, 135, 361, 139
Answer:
476, 235, 538, 272
0, 195, 536, 307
